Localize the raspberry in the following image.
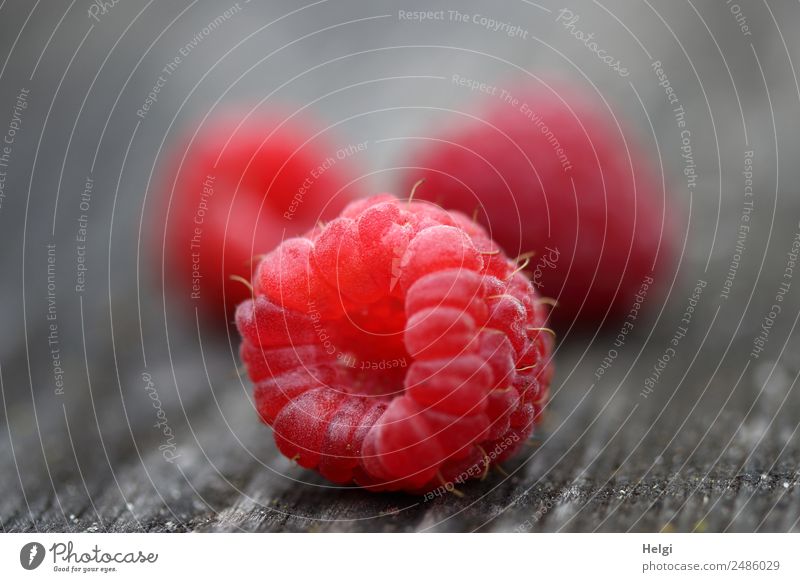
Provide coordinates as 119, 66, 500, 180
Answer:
236, 194, 554, 493
406, 82, 674, 325
157, 110, 361, 319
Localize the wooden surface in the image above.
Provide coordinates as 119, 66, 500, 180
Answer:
1, 0, 800, 532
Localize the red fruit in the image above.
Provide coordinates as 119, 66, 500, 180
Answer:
236, 194, 554, 493
157, 110, 361, 319
406, 82, 674, 325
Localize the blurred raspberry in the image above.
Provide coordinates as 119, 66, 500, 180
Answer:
406, 82, 674, 326
156, 110, 362, 319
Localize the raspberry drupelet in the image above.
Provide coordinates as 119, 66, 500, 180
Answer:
235, 193, 554, 493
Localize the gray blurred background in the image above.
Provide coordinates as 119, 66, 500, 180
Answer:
1, 0, 799, 532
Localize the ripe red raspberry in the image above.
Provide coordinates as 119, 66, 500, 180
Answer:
406, 82, 674, 325
158, 111, 360, 318
235, 194, 554, 493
